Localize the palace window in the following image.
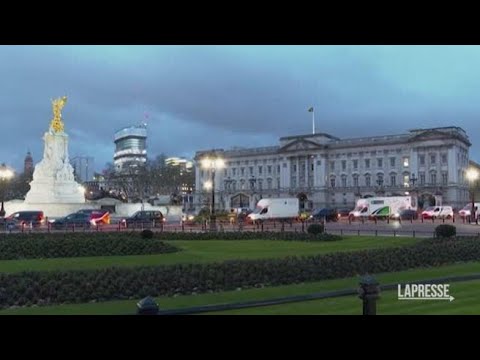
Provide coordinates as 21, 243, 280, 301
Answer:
390, 174, 396, 186
353, 174, 359, 187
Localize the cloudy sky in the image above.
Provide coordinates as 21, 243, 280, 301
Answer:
1, 45, 479, 173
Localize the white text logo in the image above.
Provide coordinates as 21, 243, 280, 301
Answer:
398, 284, 454, 302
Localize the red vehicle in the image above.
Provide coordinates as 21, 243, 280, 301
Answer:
76, 209, 111, 225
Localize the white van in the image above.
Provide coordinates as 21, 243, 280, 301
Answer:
248, 198, 299, 221
349, 196, 416, 220
421, 206, 454, 219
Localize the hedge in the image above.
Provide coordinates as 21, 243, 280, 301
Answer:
0, 231, 341, 242
0, 234, 179, 260
1, 236, 480, 308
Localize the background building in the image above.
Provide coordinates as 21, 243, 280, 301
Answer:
194, 127, 472, 211
165, 157, 194, 174
71, 156, 95, 182
113, 124, 147, 173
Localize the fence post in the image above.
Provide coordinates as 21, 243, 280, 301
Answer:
375, 230, 377, 237
413, 230, 415, 238
358, 276, 380, 315
442, 217, 445, 223
394, 230, 396, 237
261, 223, 264, 232
182, 222, 185, 232
357, 230, 360, 236
137, 296, 159, 315
281, 222, 285, 232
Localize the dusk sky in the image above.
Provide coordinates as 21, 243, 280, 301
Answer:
1, 45, 479, 173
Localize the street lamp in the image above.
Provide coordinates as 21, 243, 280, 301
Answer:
466, 167, 479, 223
409, 173, 418, 209
201, 157, 225, 231
0, 163, 14, 217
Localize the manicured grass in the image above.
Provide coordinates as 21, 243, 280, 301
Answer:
0, 236, 416, 273
3, 260, 480, 315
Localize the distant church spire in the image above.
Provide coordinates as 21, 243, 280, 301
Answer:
24, 150, 33, 175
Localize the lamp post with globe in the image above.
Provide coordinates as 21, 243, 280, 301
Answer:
0, 163, 15, 218
466, 167, 479, 223
200, 156, 225, 231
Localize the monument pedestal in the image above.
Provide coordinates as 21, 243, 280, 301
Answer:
24, 131, 85, 204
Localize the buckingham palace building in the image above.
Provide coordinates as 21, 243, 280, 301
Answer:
194, 126, 472, 211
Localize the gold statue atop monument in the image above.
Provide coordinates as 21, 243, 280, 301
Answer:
50, 96, 68, 133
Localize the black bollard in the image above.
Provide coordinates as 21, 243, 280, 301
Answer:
358, 276, 381, 315
137, 296, 159, 315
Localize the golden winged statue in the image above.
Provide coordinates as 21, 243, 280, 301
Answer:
50, 96, 68, 133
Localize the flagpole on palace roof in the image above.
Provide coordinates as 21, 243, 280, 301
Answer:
308, 107, 315, 134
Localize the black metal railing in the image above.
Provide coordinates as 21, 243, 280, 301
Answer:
136, 273, 480, 315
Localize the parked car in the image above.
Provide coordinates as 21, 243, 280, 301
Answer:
337, 208, 352, 218
50, 212, 93, 230
76, 209, 111, 225
121, 211, 165, 228
391, 209, 418, 220
309, 208, 339, 222
421, 206, 454, 219
459, 203, 480, 219
181, 210, 196, 224
2, 211, 45, 229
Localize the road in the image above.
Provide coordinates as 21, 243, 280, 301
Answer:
1, 216, 480, 237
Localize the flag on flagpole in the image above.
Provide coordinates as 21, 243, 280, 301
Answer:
308, 107, 314, 112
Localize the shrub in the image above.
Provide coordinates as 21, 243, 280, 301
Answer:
435, 225, 456, 239
141, 229, 154, 239
307, 224, 324, 235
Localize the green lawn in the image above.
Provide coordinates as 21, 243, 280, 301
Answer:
0, 236, 416, 273
3, 260, 480, 315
